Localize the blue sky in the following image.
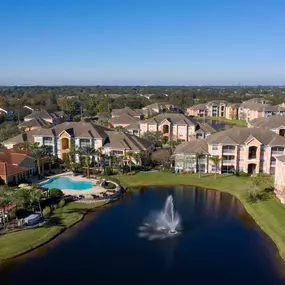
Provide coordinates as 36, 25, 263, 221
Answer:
1, 0, 285, 85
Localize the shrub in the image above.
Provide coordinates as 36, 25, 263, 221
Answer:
58, 198, 66, 208
105, 166, 113, 176
162, 168, 175, 173
43, 206, 51, 218
49, 188, 63, 198
236, 171, 248, 177
105, 182, 115, 189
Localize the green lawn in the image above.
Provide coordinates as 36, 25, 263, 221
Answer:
116, 172, 285, 261
195, 116, 247, 126
0, 201, 108, 260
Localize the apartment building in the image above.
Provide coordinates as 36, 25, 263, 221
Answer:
238, 102, 285, 121
2, 122, 154, 162
248, 115, 285, 136
187, 100, 236, 119
174, 127, 285, 175
274, 155, 285, 203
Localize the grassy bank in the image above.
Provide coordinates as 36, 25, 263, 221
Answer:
0, 201, 108, 260
116, 172, 285, 261
195, 116, 247, 126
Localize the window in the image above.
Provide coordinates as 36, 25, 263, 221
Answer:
239, 166, 244, 172
212, 144, 218, 151
43, 137, 53, 145
260, 156, 265, 162
259, 168, 264, 173
239, 156, 244, 161
80, 138, 90, 147
211, 165, 217, 171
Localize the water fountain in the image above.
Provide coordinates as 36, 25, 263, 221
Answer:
138, 195, 181, 240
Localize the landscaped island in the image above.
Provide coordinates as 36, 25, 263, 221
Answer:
116, 172, 285, 261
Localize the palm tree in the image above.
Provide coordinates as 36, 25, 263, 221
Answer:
68, 143, 77, 164
0, 188, 10, 229
29, 145, 47, 176
125, 151, 134, 172
209, 156, 222, 179
77, 145, 95, 178
195, 152, 205, 178
15, 141, 31, 150
29, 189, 43, 215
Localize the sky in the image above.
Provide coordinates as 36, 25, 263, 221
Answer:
1, 0, 285, 86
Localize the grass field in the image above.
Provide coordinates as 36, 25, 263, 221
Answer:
116, 172, 285, 261
195, 116, 247, 126
0, 201, 108, 260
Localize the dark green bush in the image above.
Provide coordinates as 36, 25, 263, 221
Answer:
58, 198, 66, 208
105, 182, 115, 189
49, 188, 63, 198
105, 166, 113, 176
43, 206, 51, 217
236, 171, 248, 177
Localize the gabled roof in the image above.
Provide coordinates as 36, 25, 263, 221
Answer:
111, 107, 141, 117
19, 118, 51, 129
104, 131, 154, 151
175, 140, 209, 155
196, 123, 216, 134
109, 113, 139, 125
175, 127, 285, 155
143, 113, 197, 126
188, 104, 208, 111
220, 136, 238, 145
249, 115, 285, 130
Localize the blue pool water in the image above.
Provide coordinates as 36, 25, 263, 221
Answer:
41, 177, 94, 190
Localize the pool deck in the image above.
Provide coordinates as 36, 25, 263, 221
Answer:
38, 172, 119, 197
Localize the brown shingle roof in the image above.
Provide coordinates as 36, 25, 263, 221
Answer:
111, 107, 141, 117
19, 118, 51, 129
109, 113, 139, 125
143, 113, 197, 126
175, 127, 285, 154
104, 131, 153, 151
249, 115, 285, 129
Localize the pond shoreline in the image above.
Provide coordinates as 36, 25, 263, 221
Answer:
0, 200, 114, 260
116, 172, 285, 263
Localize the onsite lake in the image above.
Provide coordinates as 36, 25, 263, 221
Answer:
203, 119, 234, 130
0, 186, 285, 285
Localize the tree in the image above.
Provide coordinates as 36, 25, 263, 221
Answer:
77, 145, 95, 178
195, 152, 205, 178
142, 131, 164, 148
114, 126, 125, 132
29, 145, 47, 176
29, 189, 43, 216
209, 156, 222, 179
246, 173, 272, 203
151, 149, 171, 169
167, 140, 180, 153
73, 115, 81, 122
125, 151, 134, 171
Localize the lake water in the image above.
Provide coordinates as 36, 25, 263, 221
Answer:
0, 186, 285, 285
204, 119, 234, 130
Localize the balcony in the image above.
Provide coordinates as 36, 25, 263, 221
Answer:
222, 146, 235, 154
223, 160, 235, 164
272, 151, 284, 155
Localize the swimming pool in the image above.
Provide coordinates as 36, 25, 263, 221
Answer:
40, 177, 94, 190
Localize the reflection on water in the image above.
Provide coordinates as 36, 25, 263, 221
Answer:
1, 186, 285, 285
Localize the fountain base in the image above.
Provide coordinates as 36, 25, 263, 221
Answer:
169, 229, 177, 235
